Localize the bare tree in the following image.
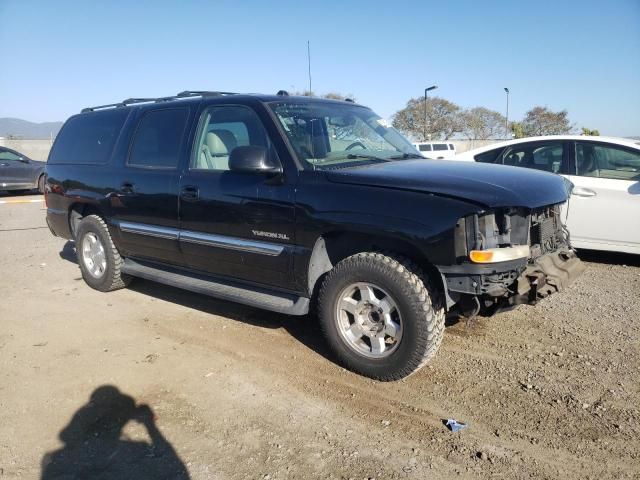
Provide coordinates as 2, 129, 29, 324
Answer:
322, 92, 355, 101
460, 107, 506, 140
291, 91, 356, 101
392, 96, 462, 140
522, 107, 573, 136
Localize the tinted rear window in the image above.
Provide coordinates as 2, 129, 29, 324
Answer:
128, 108, 189, 168
48, 109, 128, 164
433, 144, 448, 151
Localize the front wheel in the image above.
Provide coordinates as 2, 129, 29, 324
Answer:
318, 252, 445, 381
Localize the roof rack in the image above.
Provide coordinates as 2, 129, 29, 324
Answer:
176, 90, 237, 98
81, 90, 238, 113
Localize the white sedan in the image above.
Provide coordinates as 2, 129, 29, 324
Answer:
454, 136, 640, 255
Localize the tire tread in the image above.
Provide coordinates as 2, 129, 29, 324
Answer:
318, 251, 445, 381
77, 214, 130, 292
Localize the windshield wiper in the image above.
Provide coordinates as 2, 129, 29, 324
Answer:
388, 153, 425, 160
345, 153, 392, 162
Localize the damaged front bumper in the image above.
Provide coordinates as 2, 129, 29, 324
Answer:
440, 248, 585, 311
512, 249, 586, 305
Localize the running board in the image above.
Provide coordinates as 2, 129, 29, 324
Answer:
121, 259, 310, 316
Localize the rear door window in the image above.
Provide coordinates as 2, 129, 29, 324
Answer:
433, 144, 448, 151
575, 142, 640, 180
128, 108, 189, 168
49, 109, 129, 164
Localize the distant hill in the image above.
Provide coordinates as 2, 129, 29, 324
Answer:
0, 118, 63, 139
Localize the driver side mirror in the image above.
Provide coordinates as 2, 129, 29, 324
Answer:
229, 146, 282, 176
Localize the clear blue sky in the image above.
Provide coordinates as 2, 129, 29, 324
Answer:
1, 0, 638, 136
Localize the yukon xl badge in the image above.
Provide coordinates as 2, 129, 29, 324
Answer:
252, 230, 290, 241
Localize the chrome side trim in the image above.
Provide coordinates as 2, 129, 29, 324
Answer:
180, 230, 284, 256
115, 220, 284, 256
117, 221, 179, 240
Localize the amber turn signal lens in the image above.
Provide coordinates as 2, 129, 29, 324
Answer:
469, 245, 530, 263
469, 250, 494, 263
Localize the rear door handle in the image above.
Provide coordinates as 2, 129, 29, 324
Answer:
181, 185, 199, 202
121, 182, 135, 194
572, 187, 596, 197
0, 163, 9, 167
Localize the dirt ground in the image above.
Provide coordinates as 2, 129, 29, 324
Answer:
1, 193, 639, 479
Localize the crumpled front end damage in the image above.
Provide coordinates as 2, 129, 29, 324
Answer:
441, 203, 586, 316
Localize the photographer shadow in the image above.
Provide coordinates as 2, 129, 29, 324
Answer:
41, 385, 189, 480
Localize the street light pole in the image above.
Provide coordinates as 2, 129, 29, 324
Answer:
504, 87, 510, 138
424, 85, 438, 142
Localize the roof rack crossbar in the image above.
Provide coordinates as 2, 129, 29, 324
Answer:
81, 102, 125, 113
176, 90, 237, 97
121, 98, 158, 105
81, 90, 238, 113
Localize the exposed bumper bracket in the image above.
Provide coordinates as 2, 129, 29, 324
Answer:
516, 249, 585, 304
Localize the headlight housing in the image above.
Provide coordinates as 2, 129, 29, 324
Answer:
455, 208, 531, 263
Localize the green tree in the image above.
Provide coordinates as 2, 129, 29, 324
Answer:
392, 96, 462, 141
511, 122, 526, 139
521, 106, 572, 136
581, 127, 600, 136
460, 107, 506, 140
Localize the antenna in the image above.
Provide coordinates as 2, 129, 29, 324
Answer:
307, 40, 312, 95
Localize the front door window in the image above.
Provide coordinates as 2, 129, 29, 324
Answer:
191, 106, 271, 171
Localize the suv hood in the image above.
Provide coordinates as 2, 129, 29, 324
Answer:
324, 159, 569, 209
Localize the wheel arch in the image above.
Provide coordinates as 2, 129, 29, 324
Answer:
307, 230, 445, 301
68, 202, 107, 238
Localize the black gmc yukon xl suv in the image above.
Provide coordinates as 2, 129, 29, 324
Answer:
45, 91, 584, 380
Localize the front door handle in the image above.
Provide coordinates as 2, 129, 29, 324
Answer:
181, 185, 199, 202
572, 187, 596, 197
0, 163, 9, 167
121, 182, 135, 194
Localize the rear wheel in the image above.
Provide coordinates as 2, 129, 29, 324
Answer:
318, 252, 445, 381
75, 215, 131, 292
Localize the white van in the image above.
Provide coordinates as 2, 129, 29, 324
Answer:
412, 142, 456, 159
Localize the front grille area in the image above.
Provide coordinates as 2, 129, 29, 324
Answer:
530, 204, 565, 257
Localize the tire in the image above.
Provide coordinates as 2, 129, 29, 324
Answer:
318, 252, 445, 381
37, 175, 45, 194
75, 214, 131, 292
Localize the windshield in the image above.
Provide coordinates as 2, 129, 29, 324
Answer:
268, 101, 422, 169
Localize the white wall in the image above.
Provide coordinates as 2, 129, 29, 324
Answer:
448, 139, 502, 154
0, 139, 53, 161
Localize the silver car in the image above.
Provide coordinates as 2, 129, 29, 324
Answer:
0, 147, 46, 193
